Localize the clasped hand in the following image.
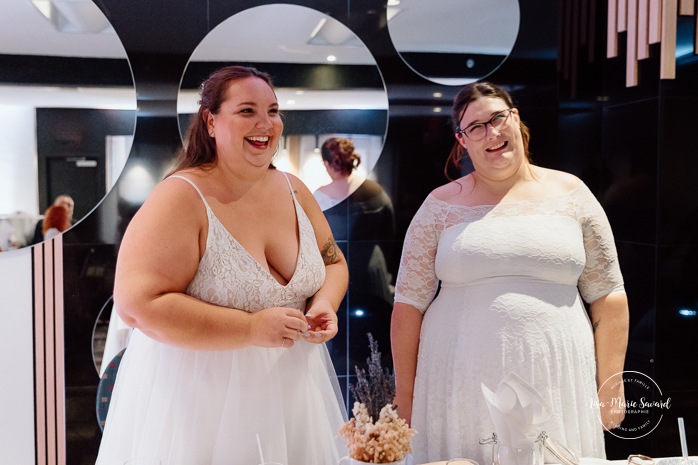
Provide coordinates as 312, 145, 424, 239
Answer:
249, 305, 337, 349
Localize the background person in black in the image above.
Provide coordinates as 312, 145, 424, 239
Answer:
29, 194, 75, 244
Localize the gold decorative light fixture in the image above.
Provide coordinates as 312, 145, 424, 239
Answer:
607, 0, 697, 86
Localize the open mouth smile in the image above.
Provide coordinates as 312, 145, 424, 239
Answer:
485, 141, 508, 153
245, 136, 271, 149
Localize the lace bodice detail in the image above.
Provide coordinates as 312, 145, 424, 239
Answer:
394, 182, 624, 313
170, 175, 325, 313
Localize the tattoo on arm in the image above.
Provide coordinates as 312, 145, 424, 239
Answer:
320, 236, 342, 266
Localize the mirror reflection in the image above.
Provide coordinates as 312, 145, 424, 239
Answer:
177, 4, 388, 208
92, 295, 133, 376
0, 0, 136, 251
387, 0, 520, 86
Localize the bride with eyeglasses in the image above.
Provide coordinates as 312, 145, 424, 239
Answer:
390, 81, 629, 464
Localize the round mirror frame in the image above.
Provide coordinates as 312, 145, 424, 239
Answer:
0, 1, 137, 250
387, 0, 520, 86
176, 4, 389, 210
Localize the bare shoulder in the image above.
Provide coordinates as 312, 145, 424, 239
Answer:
282, 171, 337, 251
283, 170, 315, 201
535, 167, 582, 193
129, 172, 207, 229
148, 173, 206, 208
431, 175, 474, 202
116, 172, 207, 298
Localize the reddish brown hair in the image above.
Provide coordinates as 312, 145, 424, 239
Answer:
168, 65, 276, 175
321, 137, 361, 176
42, 205, 70, 235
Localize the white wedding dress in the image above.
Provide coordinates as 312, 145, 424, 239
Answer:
96, 174, 347, 465
394, 182, 625, 465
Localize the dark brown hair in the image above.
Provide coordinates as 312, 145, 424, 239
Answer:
446, 81, 531, 180
42, 205, 70, 235
168, 65, 276, 175
321, 137, 361, 177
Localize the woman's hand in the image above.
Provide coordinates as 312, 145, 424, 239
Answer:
303, 301, 338, 344
393, 391, 413, 426
249, 307, 308, 349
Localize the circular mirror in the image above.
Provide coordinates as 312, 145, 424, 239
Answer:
177, 4, 389, 209
91, 295, 133, 376
92, 296, 113, 375
0, 0, 136, 251
387, 0, 520, 86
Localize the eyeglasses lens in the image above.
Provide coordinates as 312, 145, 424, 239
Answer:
464, 110, 511, 141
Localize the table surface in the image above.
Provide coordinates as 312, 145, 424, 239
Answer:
420, 457, 698, 465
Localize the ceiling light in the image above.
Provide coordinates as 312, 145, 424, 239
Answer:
326, 55, 337, 62
286, 99, 296, 105
433, 107, 442, 113
308, 17, 362, 47
386, 6, 402, 22
31, 0, 113, 34
387, 0, 401, 5
433, 92, 443, 98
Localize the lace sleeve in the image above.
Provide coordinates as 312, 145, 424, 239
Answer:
394, 195, 447, 313
574, 183, 626, 303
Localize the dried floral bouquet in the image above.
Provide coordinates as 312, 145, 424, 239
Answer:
338, 334, 417, 463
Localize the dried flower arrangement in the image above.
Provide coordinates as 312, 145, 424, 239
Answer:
338, 333, 417, 463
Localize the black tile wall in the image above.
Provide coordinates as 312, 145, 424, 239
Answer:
600, 99, 659, 245
656, 245, 698, 389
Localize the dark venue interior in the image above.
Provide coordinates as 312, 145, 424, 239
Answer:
1, 0, 697, 463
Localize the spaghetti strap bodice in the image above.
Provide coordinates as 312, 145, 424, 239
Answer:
169, 173, 325, 312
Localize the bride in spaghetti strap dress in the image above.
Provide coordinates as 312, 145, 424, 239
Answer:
96, 66, 349, 465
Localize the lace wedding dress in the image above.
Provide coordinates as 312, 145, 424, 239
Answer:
394, 182, 625, 465
96, 174, 347, 465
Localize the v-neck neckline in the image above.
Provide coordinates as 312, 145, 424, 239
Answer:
206, 198, 302, 288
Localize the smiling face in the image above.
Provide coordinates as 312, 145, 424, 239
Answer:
206, 76, 283, 170
455, 96, 526, 180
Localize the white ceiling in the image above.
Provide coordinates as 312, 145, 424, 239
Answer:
1, 0, 520, 61
0, 0, 520, 110
0, 1, 391, 110
0, 0, 128, 59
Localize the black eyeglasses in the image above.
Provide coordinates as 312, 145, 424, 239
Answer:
457, 108, 514, 141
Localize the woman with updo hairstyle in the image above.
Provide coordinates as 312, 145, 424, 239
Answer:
313, 137, 365, 210
322, 137, 361, 175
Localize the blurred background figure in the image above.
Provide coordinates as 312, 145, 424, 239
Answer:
42, 204, 71, 240
314, 137, 365, 210
29, 194, 75, 244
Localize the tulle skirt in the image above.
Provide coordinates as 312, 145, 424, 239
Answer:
96, 330, 348, 465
